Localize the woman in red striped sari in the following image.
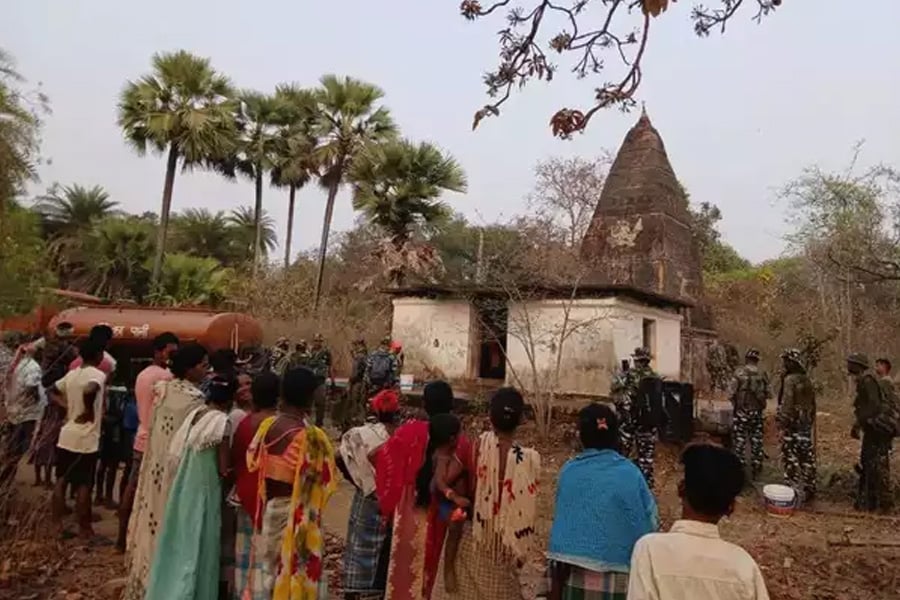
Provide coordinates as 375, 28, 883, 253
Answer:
377, 381, 473, 600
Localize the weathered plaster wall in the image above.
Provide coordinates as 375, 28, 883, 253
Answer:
504, 297, 682, 396
391, 298, 473, 380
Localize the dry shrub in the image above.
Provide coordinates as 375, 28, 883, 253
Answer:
708, 257, 900, 398
229, 258, 392, 372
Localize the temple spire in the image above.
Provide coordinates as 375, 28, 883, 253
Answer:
580, 111, 710, 328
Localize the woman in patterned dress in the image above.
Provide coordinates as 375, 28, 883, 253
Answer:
246, 366, 337, 599
377, 381, 473, 600
122, 344, 209, 600
431, 387, 540, 600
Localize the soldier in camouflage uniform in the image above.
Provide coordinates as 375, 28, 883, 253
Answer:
777, 348, 817, 503
306, 334, 333, 427
610, 347, 659, 487
335, 338, 368, 431
611, 360, 635, 457
848, 352, 896, 512
270, 337, 291, 374
728, 348, 770, 479
365, 337, 400, 397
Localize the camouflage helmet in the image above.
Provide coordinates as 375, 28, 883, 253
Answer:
745, 348, 760, 361
632, 347, 652, 361
847, 352, 870, 369
781, 348, 803, 365
313, 333, 324, 342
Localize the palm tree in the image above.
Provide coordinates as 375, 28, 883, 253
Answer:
351, 140, 467, 285
169, 208, 235, 264
156, 253, 231, 307
70, 216, 155, 301
0, 48, 44, 212
34, 183, 120, 236
311, 75, 397, 311
117, 50, 237, 286
271, 85, 319, 269
228, 205, 277, 265
228, 91, 284, 275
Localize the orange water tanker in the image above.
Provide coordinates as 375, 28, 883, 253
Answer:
47, 305, 263, 353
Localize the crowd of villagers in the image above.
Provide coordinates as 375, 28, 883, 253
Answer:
0, 323, 771, 600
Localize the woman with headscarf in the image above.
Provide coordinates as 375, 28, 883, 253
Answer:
246, 366, 337, 599
233, 372, 280, 600
377, 380, 473, 600
547, 403, 658, 600
144, 373, 235, 600
431, 387, 540, 600
123, 343, 209, 600
338, 388, 401, 599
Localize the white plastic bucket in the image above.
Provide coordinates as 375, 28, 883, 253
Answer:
763, 484, 796, 517
399, 374, 414, 392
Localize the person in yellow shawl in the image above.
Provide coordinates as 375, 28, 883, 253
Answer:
247, 366, 338, 599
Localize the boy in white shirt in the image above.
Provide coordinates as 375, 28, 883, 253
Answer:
628, 444, 770, 600
50, 338, 107, 541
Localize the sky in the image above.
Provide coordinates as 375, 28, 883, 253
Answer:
4, 1, 900, 264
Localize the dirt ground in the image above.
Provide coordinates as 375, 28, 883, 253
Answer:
1, 394, 899, 599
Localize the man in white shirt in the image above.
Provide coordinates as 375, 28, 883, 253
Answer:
0, 345, 44, 489
628, 443, 770, 600
49, 338, 107, 540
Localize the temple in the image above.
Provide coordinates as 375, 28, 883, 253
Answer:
385, 110, 716, 395
581, 108, 716, 384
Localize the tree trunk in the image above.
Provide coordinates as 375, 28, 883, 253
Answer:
252, 166, 264, 277
151, 142, 179, 287
312, 177, 340, 313
284, 184, 296, 270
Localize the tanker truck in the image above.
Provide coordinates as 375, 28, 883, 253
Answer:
47, 305, 264, 386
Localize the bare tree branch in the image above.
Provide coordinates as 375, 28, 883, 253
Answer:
460, 0, 782, 137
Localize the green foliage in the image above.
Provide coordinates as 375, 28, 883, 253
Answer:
270, 85, 319, 268
429, 213, 567, 284
169, 208, 235, 264
685, 198, 751, 275
34, 183, 120, 235
351, 140, 466, 244
117, 50, 237, 164
0, 206, 55, 317
783, 162, 900, 282
313, 75, 398, 186
153, 253, 231, 307
0, 48, 48, 206
227, 205, 277, 263
270, 85, 318, 191
69, 216, 155, 301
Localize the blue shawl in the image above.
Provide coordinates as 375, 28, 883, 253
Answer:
548, 448, 659, 573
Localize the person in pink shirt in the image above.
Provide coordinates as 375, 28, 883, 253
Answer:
116, 332, 179, 552
68, 325, 118, 377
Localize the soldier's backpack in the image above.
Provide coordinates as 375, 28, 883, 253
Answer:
635, 376, 666, 430
368, 351, 394, 387
870, 375, 900, 438
736, 369, 769, 411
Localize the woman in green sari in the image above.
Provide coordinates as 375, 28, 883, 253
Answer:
144, 374, 235, 600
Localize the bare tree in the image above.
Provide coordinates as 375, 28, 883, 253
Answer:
528, 155, 611, 247
459, 0, 783, 137
470, 216, 616, 437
